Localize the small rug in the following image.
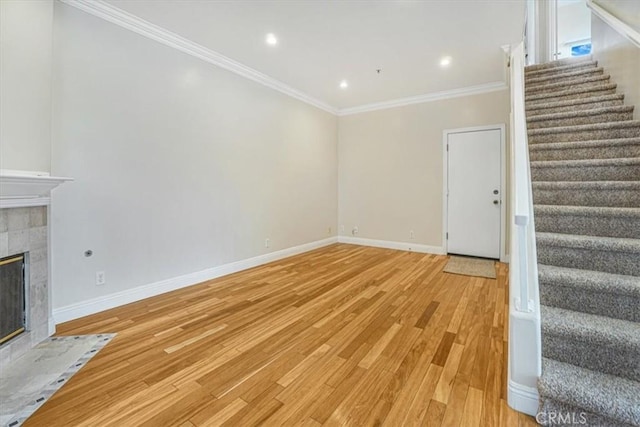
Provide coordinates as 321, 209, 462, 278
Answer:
444, 255, 497, 279
0, 333, 116, 427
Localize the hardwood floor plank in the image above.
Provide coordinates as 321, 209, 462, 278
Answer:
433, 343, 464, 404
358, 322, 402, 369
23, 244, 536, 426
440, 378, 470, 427
460, 387, 484, 427
310, 365, 366, 424
415, 300, 440, 329
402, 363, 443, 425
422, 399, 447, 427
432, 331, 457, 367
197, 397, 247, 427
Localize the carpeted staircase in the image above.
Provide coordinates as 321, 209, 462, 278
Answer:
524, 56, 640, 426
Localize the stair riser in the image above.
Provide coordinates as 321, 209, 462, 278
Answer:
529, 127, 640, 144
526, 69, 604, 86
542, 334, 640, 382
540, 284, 639, 322
526, 79, 611, 96
526, 87, 617, 103
530, 144, 640, 161
533, 188, 640, 207
535, 213, 640, 238
537, 244, 640, 276
531, 164, 640, 181
527, 98, 624, 116
527, 111, 634, 129
525, 60, 595, 75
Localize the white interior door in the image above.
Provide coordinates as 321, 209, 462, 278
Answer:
447, 129, 502, 259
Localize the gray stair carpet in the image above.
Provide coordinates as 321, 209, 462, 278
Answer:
529, 137, 640, 161
525, 57, 640, 426
526, 94, 625, 116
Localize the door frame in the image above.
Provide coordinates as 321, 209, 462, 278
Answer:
442, 124, 507, 262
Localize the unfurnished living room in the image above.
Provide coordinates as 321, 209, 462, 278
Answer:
1, 0, 639, 426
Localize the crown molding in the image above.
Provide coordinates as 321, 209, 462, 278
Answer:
60, 0, 509, 117
337, 81, 508, 116
59, 0, 338, 115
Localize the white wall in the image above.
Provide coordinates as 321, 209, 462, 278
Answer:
593, 0, 640, 32
0, 0, 53, 172
591, 3, 640, 117
51, 3, 338, 311
338, 90, 510, 251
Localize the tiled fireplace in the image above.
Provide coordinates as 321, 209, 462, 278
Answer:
0, 207, 51, 367
0, 170, 71, 370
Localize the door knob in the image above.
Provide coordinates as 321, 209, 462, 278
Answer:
493, 200, 500, 205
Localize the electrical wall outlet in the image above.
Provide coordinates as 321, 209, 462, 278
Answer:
327, 226, 332, 235
96, 271, 106, 286
410, 230, 415, 240
265, 238, 270, 248
352, 226, 358, 235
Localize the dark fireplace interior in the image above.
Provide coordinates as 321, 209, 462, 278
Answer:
0, 254, 26, 345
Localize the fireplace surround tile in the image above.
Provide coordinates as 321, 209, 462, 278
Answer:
29, 227, 47, 251
0, 232, 7, 258
7, 208, 31, 231
0, 209, 7, 232
29, 207, 46, 228
0, 206, 52, 369
8, 229, 29, 255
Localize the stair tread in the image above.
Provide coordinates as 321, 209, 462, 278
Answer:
531, 157, 640, 168
525, 66, 604, 86
528, 120, 640, 136
536, 232, 640, 253
525, 83, 617, 102
526, 74, 611, 93
539, 358, 640, 425
526, 105, 634, 122
526, 93, 625, 112
538, 264, 640, 297
532, 180, 640, 189
535, 204, 640, 217
529, 137, 640, 151
541, 305, 640, 348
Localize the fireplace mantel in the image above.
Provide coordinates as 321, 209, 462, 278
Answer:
0, 170, 73, 209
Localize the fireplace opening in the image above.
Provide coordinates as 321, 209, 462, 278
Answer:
0, 254, 26, 345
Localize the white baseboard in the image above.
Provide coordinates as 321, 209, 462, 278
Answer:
338, 236, 445, 255
508, 380, 539, 416
53, 236, 338, 324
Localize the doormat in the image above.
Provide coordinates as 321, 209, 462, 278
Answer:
0, 333, 116, 427
444, 255, 497, 279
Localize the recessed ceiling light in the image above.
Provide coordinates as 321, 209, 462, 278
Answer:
440, 56, 452, 67
339, 80, 349, 89
265, 33, 278, 46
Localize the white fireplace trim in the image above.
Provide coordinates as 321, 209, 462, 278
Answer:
0, 169, 73, 209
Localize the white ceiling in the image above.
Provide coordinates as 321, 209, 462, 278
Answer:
104, 0, 526, 110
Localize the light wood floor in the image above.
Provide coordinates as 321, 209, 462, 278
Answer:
28, 244, 537, 426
